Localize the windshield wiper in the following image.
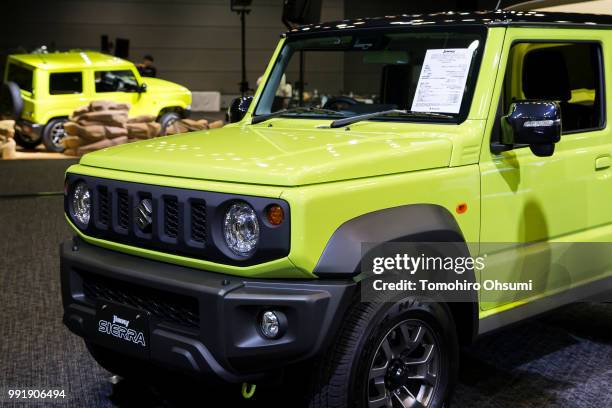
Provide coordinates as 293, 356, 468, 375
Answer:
251, 107, 341, 125
329, 110, 454, 128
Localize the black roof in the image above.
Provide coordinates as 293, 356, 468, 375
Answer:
286, 10, 612, 37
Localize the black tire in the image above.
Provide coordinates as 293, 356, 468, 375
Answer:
158, 111, 181, 136
41, 118, 68, 152
307, 296, 458, 408
0, 81, 24, 118
14, 130, 42, 149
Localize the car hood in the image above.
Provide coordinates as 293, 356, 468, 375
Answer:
79, 119, 455, 186
142, 77, 190, 94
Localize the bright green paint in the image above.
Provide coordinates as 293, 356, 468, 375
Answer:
8, 51, 135, 70
67, 164, 286, 197
479, 27, 612, 311
68, 215, 306, 278
65, 27, 612, 319
281, 165, 481, 275
5, 51, 191, 125
80, 119, 471, 186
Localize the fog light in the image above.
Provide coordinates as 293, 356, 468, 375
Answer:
259, 310, 286, 339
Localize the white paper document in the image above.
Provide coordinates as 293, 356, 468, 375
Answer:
411, 48, 474, 114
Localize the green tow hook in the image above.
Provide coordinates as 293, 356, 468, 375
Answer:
241, 383, 256, 399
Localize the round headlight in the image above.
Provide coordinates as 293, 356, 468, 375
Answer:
223, 202, 259, 256
70, 181, 91, 227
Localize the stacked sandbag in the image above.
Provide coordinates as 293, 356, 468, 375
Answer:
62, 101, 160, 156
126, 115, 161, 140
165, 118, 224, 135
0, 120, 16, 159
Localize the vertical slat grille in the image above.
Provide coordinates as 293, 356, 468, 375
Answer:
98, 187, 109, 226
66, 176, 289, 262
164, 197, 179, 238
191, 201, 207, 244
117, 190, 129, 230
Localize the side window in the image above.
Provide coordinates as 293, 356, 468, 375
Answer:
7, 64, 33, 93
49, 72, 83, 95
95, 70, 139, 93
503, 42, 604, 134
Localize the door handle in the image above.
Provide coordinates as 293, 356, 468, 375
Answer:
595, 155, 611, 170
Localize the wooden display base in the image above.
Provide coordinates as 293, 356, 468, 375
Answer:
4, 151, 75, 160
2, 144, 75, 160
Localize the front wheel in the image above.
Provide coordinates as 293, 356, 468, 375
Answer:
42, 118, 68, 152
158, 111, 181, 136
307, 298, 458, 408
14, 131, 42, 149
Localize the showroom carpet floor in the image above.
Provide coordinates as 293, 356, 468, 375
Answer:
1, 195, 611, 407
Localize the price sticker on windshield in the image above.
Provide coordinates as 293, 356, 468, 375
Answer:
411, 47, 475, 114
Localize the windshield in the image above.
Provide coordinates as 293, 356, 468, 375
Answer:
255, 27, 486, 123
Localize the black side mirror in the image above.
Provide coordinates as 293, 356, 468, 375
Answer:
227, 96, 253, 123
138, 83, 147, 93
500, 101, 561, 157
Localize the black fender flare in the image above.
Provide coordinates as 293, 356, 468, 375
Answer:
0, 81, 24, 119
314, 204, 466, 276
313, 204, 478, 344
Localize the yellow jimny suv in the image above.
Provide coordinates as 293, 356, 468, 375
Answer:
1, 51, 191, 151
60, 11, 612, 408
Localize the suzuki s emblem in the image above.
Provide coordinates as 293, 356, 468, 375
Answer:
135, 198, 153, 232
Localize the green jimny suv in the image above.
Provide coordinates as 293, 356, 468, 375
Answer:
1, 51, 191, 152
61, 11, 612, 407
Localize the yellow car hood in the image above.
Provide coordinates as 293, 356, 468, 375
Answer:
79, 119, 454, 186
143, 77, 190, 94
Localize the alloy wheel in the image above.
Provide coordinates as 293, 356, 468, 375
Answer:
367, 319, 440, 408
50, 122, 66, 147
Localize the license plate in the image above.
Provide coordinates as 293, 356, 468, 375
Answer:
95, 301, 150, 358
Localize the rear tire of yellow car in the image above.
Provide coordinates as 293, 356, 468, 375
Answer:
42, 118, 68, 153
306, 296, 459, 408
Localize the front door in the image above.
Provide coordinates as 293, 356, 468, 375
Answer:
479, 28, 611, 312
90, 68, 146, 115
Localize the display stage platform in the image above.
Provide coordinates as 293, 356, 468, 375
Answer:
0, 158, 77, 197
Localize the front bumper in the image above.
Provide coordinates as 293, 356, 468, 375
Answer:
60, 238, 355, 382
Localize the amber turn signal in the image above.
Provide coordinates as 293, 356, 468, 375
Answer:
266, 204, 284, 225
456, 203, 468, 214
